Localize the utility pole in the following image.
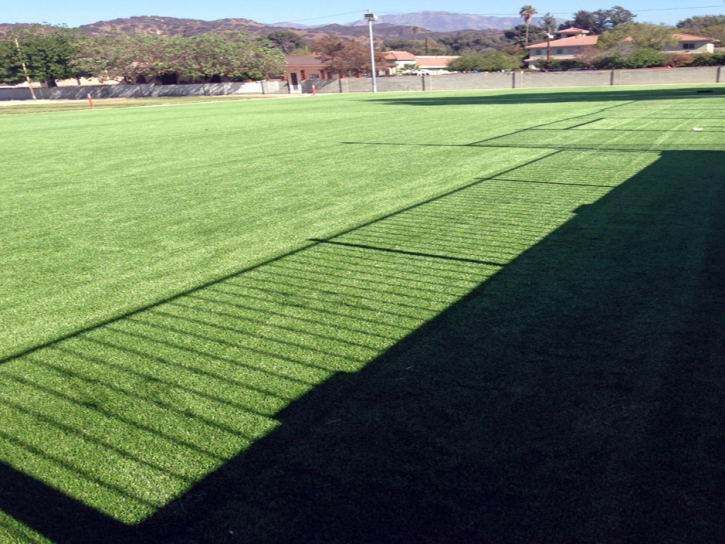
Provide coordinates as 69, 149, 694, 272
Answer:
365, 10, 378, 93
14, 38, 37, 100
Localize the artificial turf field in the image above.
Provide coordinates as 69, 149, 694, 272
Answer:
1, 85, 725, 543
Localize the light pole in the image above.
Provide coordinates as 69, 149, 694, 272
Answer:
546, 33, 553, 61
364, 10, 378, 93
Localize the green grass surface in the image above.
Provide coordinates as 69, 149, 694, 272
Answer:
2, 85, 725, 542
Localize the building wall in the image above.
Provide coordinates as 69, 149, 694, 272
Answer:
663, 42, 714, 54
0, 81, 289, 101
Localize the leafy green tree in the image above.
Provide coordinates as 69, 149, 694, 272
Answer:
447, 50, 522, 71
73, 33, 176, 83
519, 5, 538, 44
6, 24, 88, 86
74, 31, 284, 83
560, 6, 636, 35
505, 24, 547, 46
383, 38, 447, 55
592, 46, 667, 68
541, 12, 558, 34
676, 15, 725, 31
312, 35, 387, 76
597, 22, 677, 50
265, 30, 307, 54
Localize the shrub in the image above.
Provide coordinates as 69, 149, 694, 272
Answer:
447, 51, 522, 72
536, 58, 590, 71
592, 47, 667, 69
665, 53, 695, 67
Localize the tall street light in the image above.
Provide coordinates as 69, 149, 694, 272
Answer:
364, 10, 378, 93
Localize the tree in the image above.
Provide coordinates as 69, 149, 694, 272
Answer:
505, 24, 547, 46
6, 24, 88, 86
447, 50, 522, 71
177, 32, 285, 81
412, 26, 421, 36
383, 39, 447, 56
519, 5, 538, 44
559, 6, 636, 34
541, 12, 557, 34
676, 16, 725, 44
597, 22, 677, 50
676, 15, 725, 31
312, 35, 386, 76
73, 33, 177, 84
73, 31, 284, 84
265, 30, 307, 54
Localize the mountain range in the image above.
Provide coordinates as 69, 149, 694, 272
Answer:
0, 11, 559, 40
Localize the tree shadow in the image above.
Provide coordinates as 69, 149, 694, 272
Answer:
1, 150, 725, 543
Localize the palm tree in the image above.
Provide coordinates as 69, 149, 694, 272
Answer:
519, 5, 538, 45
412, 26, 421, 35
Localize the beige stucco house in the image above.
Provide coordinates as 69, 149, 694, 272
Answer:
526, 28, 720, 66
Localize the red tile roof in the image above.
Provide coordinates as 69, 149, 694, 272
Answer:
384, 51, 417, 61
673, 33, 719, 42
527, 35, 599, 49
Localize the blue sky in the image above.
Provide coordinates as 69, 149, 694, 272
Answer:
1, 0, 723, 27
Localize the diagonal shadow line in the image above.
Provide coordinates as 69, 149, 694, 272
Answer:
171, 297, 400, 343
343, 142, 671, 154
9, 354, 237, 458
0, 152, 561, 367
565, 118, 603, 129
19, 353, 262, 441
0, 390, 196, 483
50, 341, 291, 416
0, 428, 159, 508
0, 462, 132, 541
270, 258, 487, 298
309, 239, 506, 267
492, 178, 619, 188
466, 101, 638, 145
276, 252, 484, 291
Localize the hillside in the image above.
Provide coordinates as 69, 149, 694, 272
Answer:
347, 11, 557, 31
79, 16, 267, 37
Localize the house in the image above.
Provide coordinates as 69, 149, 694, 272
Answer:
663, 33, 719, 54
284, 56, 335, 90
382, 51, 418, 75
525, 29, 720, 66
285, 52, 461, 83
525, 28, 598, 66
415, 56, 459, 75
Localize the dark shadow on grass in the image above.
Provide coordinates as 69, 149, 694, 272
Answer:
2, 151, 725, 543
371, 86, 725, 107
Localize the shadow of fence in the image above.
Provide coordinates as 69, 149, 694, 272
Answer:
1, 126, 725, 540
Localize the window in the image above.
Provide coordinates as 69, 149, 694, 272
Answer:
535, 49, 543, 55
682, 43, 696, 50
556, 48, 564, 54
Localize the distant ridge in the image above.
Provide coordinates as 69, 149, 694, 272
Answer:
348, 11, 559, 31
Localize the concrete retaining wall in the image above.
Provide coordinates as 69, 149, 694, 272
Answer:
0, 80, 289, 101
3, 66, 724, 101
302, 66, 724, 94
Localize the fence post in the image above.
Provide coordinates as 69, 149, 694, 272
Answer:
717, 66, 722, 84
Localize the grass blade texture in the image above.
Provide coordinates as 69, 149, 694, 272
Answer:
1, 85, 725, 542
